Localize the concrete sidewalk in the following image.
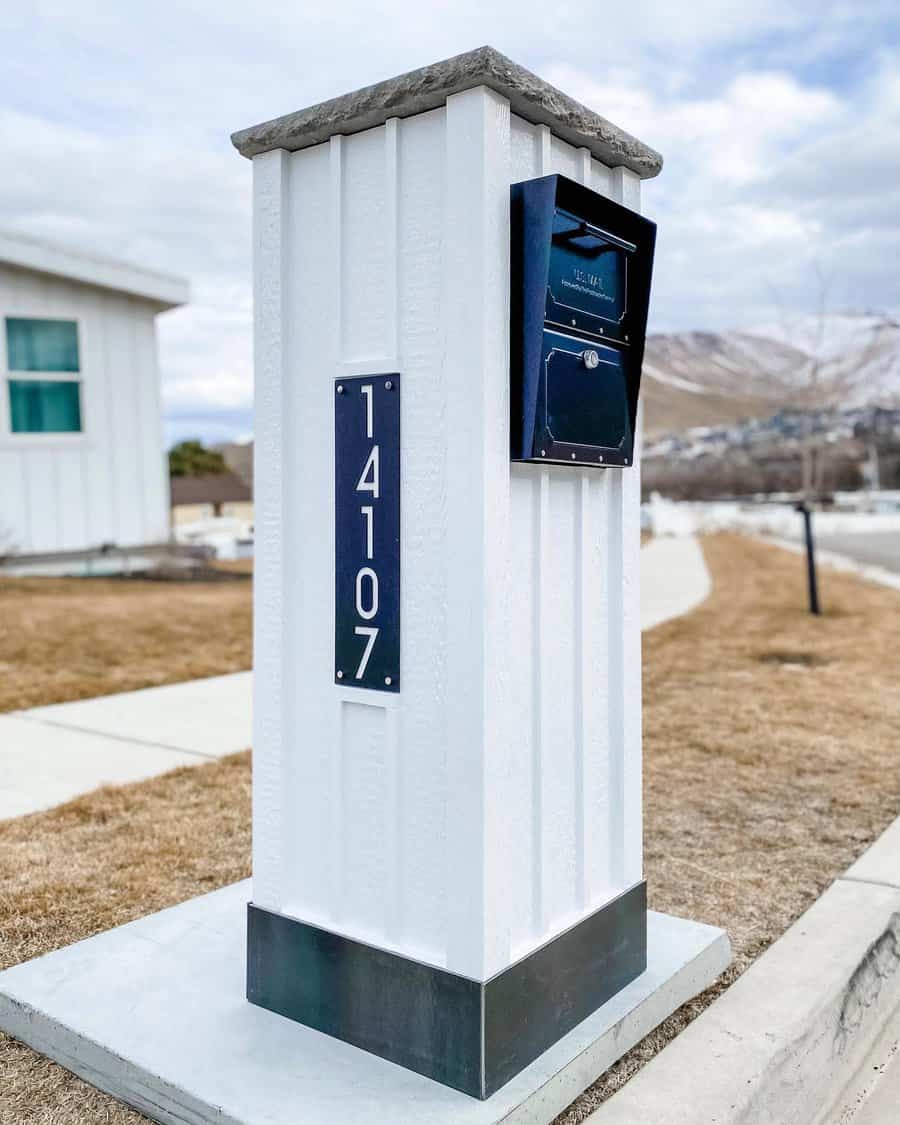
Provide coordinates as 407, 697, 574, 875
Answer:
1, 538, 710, 821
640, 535, 711, 631
0, 672, 252, 820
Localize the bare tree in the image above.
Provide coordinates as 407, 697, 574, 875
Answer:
751, 270, 894, 614
763, 267, 888, 498
0, 525, 18, 564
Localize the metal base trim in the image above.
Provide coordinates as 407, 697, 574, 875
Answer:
247, 881, 647, 1099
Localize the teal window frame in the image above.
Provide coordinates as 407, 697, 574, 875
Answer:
6, 317, 80, 373
3, 316, 84, 437
8, 379, 83, 434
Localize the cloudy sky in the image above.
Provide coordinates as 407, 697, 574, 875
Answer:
2, 1, 898, 445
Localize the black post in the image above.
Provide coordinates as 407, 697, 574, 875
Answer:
795, 502, 820, 615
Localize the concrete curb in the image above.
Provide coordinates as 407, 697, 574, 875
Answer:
590, 814, 900, 1124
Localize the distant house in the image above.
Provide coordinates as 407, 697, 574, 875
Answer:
0, 230, 188, 561
214, 440, 253, 489
170, 472, 253, 526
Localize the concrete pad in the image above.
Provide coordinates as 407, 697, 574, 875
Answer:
22, 671, 252, 757
0, 715, 202, 820
0, 882, 729, 1125
640, 536, 711, 631
593, 876, 900, 1124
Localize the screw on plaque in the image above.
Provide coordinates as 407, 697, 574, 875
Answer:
336, 670, 344, 679
385, 379, 393, 390
582, 349, 600, 370
336, 385, 344, 394
384, 676, 392, 686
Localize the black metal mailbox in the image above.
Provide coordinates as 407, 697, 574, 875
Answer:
510, 174, 656, 467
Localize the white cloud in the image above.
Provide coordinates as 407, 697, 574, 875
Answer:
551, 45, 900, 331
0, 1, 897, 438
163, 371, 251, 412
548, 66, 843, 185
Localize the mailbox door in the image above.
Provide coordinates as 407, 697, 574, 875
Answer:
545, 207, 633, 345
510, 174, 656, 468
536, 331, 632, 466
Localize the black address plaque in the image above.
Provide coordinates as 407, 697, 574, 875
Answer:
334, 374, 400, 692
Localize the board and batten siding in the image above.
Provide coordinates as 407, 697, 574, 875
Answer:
253, 89, 643, 982
0, 263, 169, 554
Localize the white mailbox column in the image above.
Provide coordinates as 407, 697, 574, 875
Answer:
233, 46, 663, 1100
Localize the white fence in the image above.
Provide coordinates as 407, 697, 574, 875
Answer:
645, 494, 900, 540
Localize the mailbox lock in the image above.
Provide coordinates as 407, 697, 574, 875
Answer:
582, 349, 601, 370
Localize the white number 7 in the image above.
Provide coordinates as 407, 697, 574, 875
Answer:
354, 625, 379, 680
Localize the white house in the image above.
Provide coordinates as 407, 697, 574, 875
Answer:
0, 230, 188, 560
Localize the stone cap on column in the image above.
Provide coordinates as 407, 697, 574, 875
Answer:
231, 45, 662, 178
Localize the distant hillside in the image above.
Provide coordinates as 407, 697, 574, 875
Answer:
641, 332, 804, 436
209, 315, 900, 490
642, 313, 900, 439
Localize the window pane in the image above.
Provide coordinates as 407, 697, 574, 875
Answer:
9, 380, 82, 433
6, 318, 80, 372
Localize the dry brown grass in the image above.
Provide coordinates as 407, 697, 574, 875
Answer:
561, 534, 900, 1120
0, 574, 252, 713
0, 753, 251, 1123
211, 558, 254, 575
2, 535, 899, 1123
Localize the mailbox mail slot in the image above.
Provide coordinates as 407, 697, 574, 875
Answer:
511, 173, 656, 467
546, 209, 633, 343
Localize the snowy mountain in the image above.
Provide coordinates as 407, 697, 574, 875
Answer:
641, 313, 900, 439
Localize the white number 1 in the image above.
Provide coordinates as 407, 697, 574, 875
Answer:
361, 505, 374, 559
361, 384, 374, 438
354, 626, 379, 680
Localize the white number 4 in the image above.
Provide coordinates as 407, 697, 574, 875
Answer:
354, 625, 379, 680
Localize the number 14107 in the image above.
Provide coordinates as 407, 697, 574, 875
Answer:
334, 376, 400, 693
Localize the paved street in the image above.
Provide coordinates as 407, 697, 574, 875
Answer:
816, 531, 900, 574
